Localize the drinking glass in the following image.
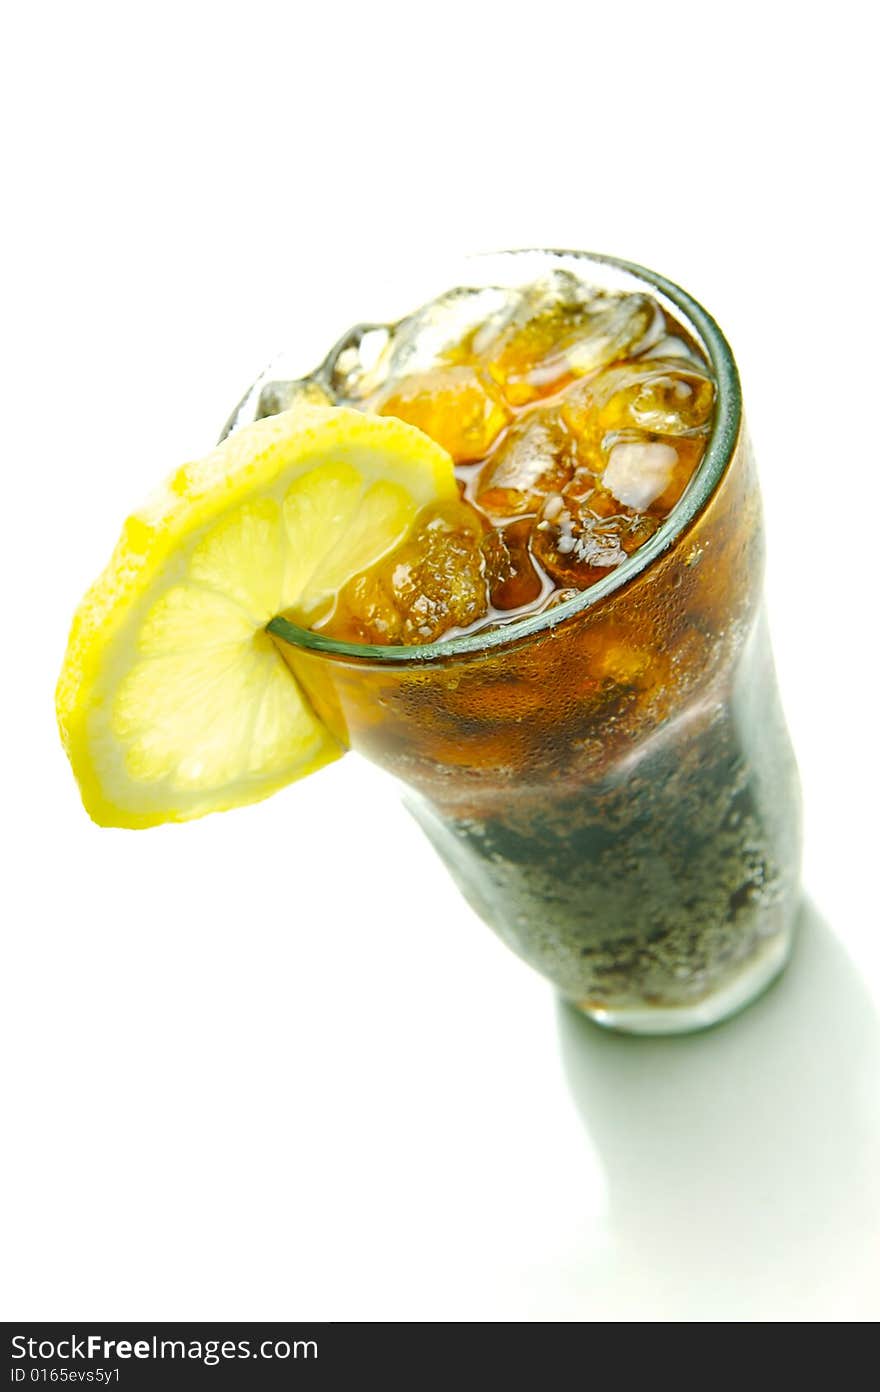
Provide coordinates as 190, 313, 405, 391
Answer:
246, 250, 802, 1034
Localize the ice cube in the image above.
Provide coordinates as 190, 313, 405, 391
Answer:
563, 359, 715, 443
643, 333, 707, 365
372, 365, 511, 463
562, 470, 616, 510
481, 519, 545, 610
382, 286, 520, 380
530, 496, 659, 588
321, 500, 490, 644
617, 364, 714, 436
324, 287, 521, 405
476, 270, 661, 406
603, 435, 707, 513
602, 441, 679, 510
560, 358, 714, 507
474, 408, 574, 518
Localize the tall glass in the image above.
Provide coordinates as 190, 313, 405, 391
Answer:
257, 251, 802, 1034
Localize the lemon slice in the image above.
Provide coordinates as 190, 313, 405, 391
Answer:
57, 405, 457, 828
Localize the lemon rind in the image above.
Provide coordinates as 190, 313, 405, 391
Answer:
56, 406, 456, 828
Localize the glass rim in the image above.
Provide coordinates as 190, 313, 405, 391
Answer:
268, 248, 742, 667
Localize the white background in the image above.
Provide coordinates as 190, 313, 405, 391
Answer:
3, 1, 879, 1322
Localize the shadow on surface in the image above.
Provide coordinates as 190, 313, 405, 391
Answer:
557, 900, 880, 1320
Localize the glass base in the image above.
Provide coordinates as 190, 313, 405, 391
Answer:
577, 928, 794, 1036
